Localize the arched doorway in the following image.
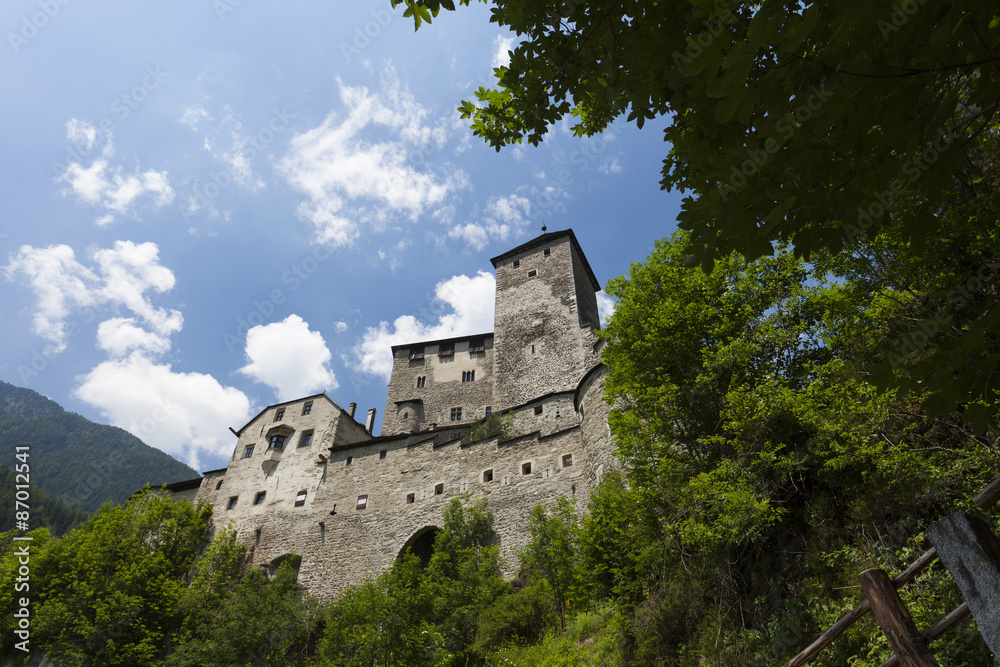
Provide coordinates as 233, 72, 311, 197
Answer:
397, 525, 439, 568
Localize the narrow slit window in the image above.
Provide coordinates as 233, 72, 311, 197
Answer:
346, 456, 353, 466
513, 259, 520, 268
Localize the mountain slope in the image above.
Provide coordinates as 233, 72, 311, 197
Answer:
0, 381, 199, 512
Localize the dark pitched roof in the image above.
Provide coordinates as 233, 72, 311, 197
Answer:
490, 228, 600, 291
390, 332, 493, 353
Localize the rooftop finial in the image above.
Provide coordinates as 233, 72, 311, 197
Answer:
541, 223, 547, 232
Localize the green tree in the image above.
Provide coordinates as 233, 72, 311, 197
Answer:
521, 498, 588, 631
392, 0, 1000, 425
26, 490, 212, 666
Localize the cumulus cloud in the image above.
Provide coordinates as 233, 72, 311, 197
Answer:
334, 321, 348, 333
57, 120, 174, 225
5, 241, 183, 355
66, 118, 97, 151
74, 352, 252, 470
96, 317, 173, 357
350, 271, 495, 379
493, 35, 514, 69
449, 193, 532, 251
239, 315, 338, 400
277, 68, 463, 247
596, 290, 615, 323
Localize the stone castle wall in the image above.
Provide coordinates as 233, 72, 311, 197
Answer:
182, 229, 619, 599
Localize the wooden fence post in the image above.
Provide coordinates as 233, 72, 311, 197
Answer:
858, 568, 939, 667
927, 511, 1000, 659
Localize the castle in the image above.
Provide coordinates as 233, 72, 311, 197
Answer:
164, 229, 617, 598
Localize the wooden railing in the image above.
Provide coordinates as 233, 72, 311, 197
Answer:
782, 475, 1000, 667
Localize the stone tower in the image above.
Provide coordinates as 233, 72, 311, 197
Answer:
490, 229, 602, 409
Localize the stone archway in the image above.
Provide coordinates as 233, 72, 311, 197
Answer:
397, 525, 440, 568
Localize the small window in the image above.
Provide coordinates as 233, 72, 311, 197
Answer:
320, 522, 326, 545
243, 445, 254, 458
402, 412, 409, 420
346, 456, 353, 466
379, 450, 387, 460
450, 407, 462, 421
438, 341, 454, 357
416, 376, 426, 388
254, 491, 266, 505
215, 479, 224, 490
521, 462, 532, 475
406, 493, 415, 504
274, 409, 285, 421
469, 337, 485, 352
227, 496, 238, 510
483, 469, 494, 483
543, 248, 550, 256
294, 490, 307, 507
269, 434, 286, 449
562, 454, 573, 468
485, 406, 492, 417
534, 405, 543, 415
513, 259, 520, 268
356, 495, 368, 510
434, 483, 444, 495
409, 345, 425, 360
302, 402, 312, 415
462, 370, 475, 382
527, 269, 537, 277
299, 430, 314, 448
255, 528, 261, 546
530, 344, 535, 354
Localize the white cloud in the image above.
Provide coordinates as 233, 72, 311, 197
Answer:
179, 106, 212, 130
596, 290, 615, 323
334, 321, 348, 333
449, 193, 531, 250
492, 35, 514, 69
600, 157, 623, 174
66, 118, 97, 151
350, 271, 495, 379
96, 317, 173, 357
239, 315, 338, 400
74, 352, 252, 470
4, 241, 182, 354
56, 120, 173, 224
277, 67, 463, 247
58, 158, 174, 225
4, 244, 99, 354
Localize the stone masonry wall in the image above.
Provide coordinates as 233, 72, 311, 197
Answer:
382, 336, 496, 436
493, 236, 596, 409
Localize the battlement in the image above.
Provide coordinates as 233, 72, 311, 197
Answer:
170, 228, 617, 598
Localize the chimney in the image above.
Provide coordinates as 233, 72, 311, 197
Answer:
348, 402, 357, 418
365, 408, 376, 434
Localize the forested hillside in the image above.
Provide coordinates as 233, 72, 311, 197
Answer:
0, 381, 198, 512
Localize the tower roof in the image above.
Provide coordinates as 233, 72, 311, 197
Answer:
490, 228, 601, 291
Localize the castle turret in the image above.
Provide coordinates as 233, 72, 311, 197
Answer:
490, 229, 601, 409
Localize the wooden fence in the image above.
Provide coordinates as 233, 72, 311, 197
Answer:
782, 475, 1000, 667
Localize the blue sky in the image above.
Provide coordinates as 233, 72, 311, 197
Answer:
1, 1, 681, 472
